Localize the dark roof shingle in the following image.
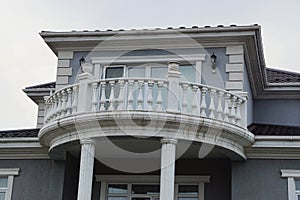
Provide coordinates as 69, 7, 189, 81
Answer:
266, 68, 300, 83
25, 82, 55, 89
0, 128, 39, 138
248, 123, 300, 136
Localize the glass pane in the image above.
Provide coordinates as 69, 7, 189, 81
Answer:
132, 198, 150, 200
108, 197, 127, 200
296, 180, 300, 190
151, 67, 167, 79
179, 65, 195, 82
131, 184, 160, 195
0, 178, 7, 188
178, 198, 198, 200
298, 195, 300, 200
106, 67, 124, 78
0, 192, 5, 200
178, 185, 198, 195
128, 67, 145, 78
108, 184, 128, 194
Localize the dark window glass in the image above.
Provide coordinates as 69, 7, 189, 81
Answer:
105, 67, 124, 78
296, 180, 300, 190
131, 184, 160, 195
178, 185, 198, 195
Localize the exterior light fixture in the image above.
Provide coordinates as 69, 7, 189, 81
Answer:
79, 57, 85, 66
211, 53, 217, 73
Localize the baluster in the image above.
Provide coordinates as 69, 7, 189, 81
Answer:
117, 80, 125, 110
229, 96, 237, 124
191, 85, 199, 115
100, 82, 106, 111
223, 93, 231, 122
156, 81, 164, 112
216, 91, 224, 121
43, 96, 49, 123
147, 81, 154, 111
127, 80, 134, 110
137, 80, 144, 110
49, 97, 55, 121
72, 85, 79, 113
108, 81, 115, 111
200, 87, 208, 117
181, 84, 188, 113
235, 98, 243, 126
66, 88, 72, 115
208, 89, 216, 119
91, 82, 99, 112
56, 93, 62, 118
61, 90, 67, 116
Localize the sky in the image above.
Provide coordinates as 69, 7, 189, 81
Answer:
0, 0, 299, 130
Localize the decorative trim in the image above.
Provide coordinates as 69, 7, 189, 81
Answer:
0, 139, 49, 159
95, 175, 210, 183
0, 168, 19, 200
161, 138, 178, 145
0, 168, 19, 176
281, 169, 300, 200
226, 45, 244, 92
246, 136, 300, 159
91, 54, 206, 65
58, 51, 74, 59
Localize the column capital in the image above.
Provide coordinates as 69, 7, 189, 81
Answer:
161, 138, 177, 145
80, 138, 95, 145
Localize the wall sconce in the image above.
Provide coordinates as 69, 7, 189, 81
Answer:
211, 53, 217, 73
79, 56, 85, 66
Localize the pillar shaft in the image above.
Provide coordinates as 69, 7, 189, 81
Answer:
160, 138, 177, 200
77, 139, 95, 200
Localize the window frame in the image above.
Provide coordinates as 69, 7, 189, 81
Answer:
281, 169, 300, 200
0, 169, 19, 200
96, 175, 210, 200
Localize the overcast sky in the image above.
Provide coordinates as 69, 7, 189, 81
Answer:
0, 0, 299, 130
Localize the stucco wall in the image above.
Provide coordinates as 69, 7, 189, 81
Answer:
254, 99, 300, 126
232, 159, 300, 200
68, 48, 229, 87
0, 159, 65, 200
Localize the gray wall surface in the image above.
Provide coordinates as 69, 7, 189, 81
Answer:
254, 99, 300, 126
68, 48, 229, 87
232, 159, 300, 200
0, 159, 65, 200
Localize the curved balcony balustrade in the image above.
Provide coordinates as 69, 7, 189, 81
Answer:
39, 67, 254, 159
44, 78, 245, 127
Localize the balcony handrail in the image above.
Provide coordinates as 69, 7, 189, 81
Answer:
43, 76, 247, 129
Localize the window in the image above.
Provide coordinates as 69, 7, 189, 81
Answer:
281, 169, 300, 200
0, 169, 19, 200
96, 175, 210, 200
104, 66, 126, 79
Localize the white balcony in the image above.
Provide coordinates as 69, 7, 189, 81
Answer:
39, 64, 254, 159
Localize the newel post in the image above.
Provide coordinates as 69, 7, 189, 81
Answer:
77, 63, 96, 113
166, 61, 182, 113
236, 92, 248, 129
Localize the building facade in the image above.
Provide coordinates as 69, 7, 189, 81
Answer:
0, 24, 300, 200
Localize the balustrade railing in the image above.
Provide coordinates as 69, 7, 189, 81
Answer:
44, 77, 246, 128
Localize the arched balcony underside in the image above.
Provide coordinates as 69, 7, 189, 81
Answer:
39, 110, 254, 159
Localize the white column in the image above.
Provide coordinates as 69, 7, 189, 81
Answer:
77, 138, 95, 200
160, 138, 177, 200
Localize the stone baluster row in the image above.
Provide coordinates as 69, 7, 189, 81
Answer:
180, 83, 244, 127
94, 79, 167, 112
44, 85, 78, 123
